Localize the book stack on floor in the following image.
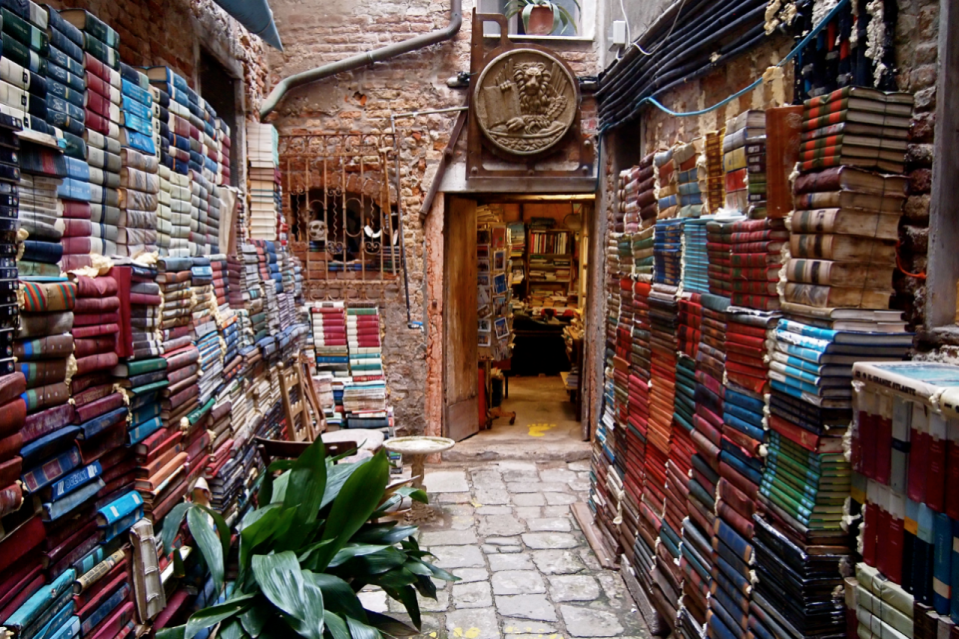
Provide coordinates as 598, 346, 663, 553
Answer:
18, 144, 64, 275
343, 306, 390, 430
672, 142, 705, 218
847, 362, 959, 637
117, 64, 158, 258
610, 276, 633, 482
705, 216, 742, 298
654, 148, 677, 218
704, 130, 725, 213
728, 217, 787, 311
681, 217, 709, 294
723, 110, 766, 216
800, 87, 912, 175
192, 258, 223, 407
215, 118, 231, 186
630, 225, 655, 277
192, 170, 220, 256
622, 279, 652, 552
848, 564, 915, 639
247, 122, 278, 241
0, 5, 56, 139
654, 218, 683, 287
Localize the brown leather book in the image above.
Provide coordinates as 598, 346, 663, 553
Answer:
766, 105, 804, 218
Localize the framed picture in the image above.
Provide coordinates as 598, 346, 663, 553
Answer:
491, 226, 507, 248
494, 317, 509, 340
477, 287, 490, 309
477, 230, 491, 245
478, 304, 492, 319
478, 273, 490, 287
493, 250, 506, 271
478, 258, 490, 273
478, 332, 491, 347
477, 244, 490, 258
493, 273, 507, 294
478, 318, 491, 333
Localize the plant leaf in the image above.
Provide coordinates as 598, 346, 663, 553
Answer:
187, 506, 225, 593
305, 572, 367, 622
327, 544, 390, 569
393, 585, 421, 629
321, 460, 365, 510
197, 504, 232, 568
283, 438, 328, 530
323, 611, 352, 639
258, 459, 294, 505
550, 3, 560, 33
353, 524, 417, 545
183, 595, 254, 639
314, 451, 390, 570
346, 616, 382, 639
364, 612, 420, 638
395, 487, 428, 504
160, 502, 190, 554
251, 552, 326, 639
375, 567, 419, 590
522, 3, 533, 31
341, 547, 407, 576
218, 619, 248, 639
404, 560, 433, 577
423, 561, 459, 583
156, 626, 186, 639
240, 598, 274, 637
411, 574, 437, 600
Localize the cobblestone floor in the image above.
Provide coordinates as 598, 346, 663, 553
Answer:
358, 460, 650, 639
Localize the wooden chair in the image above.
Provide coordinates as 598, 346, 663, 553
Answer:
278, 355, 326, 442
254, 436, 358, 467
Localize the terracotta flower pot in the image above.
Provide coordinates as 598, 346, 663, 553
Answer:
526, 5, 555, 35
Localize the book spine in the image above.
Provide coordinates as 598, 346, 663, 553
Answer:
934, 512, 953, 614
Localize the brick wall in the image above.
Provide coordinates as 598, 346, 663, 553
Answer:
265, 0, 603, 434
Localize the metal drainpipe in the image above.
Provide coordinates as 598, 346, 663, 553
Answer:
259, 0, 463, 119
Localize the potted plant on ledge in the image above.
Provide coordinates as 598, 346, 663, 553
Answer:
504, 0, 580, 35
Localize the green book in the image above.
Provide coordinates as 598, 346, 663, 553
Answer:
3, 36, 47, 75
129, 380, 169, 396
82, 32, 118, 69
59, 9, 119, 48
113, 357, 168, 377
1, 9, 50, 54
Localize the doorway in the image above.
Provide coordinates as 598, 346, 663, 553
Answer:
441, 195, 593, 460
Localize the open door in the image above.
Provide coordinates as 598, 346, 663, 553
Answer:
444, 196, 479, 441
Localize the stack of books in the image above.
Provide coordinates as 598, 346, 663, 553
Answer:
653, 218, 683, 286
728, 217, 788, 311
723, 109, 766, 216
0, 5, 62, 141
681, 218, 709, 294
246, 122, 278, 240
705, 216, 742, 298
618, 152, 657, 230
630, 225, 655, 277
624, 280, 652, 513
673, 142, 705, 218
654, 147, 677, 218
849, 362, 959, 628
17, 147, 65, 274
800, 87, 912, 175
703, 130, 725, 213
117, 64, 158, 258
215, 117, 231, 186
146, 67, 190, 256
848, 564, 915, 639
311, 303, 349, 377
787, 166, 906, 310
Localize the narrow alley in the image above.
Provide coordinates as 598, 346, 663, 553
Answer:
360, 460, 649, 639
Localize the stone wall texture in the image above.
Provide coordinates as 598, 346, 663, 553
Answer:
265, 0, 603, 434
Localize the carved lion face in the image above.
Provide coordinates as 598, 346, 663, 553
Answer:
513, 62, 550, 96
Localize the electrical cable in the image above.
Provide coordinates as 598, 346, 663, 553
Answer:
626, 0, 689, 57
601, 0, 849, 126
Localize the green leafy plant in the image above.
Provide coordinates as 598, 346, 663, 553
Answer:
503, 0, 581, 34
156, 440, 457, 639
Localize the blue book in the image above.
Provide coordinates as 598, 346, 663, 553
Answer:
714, 518, 753, 564
100, 507, 143, 542
76, 406, 128, 440
43, 478, 104, 521
21, 446, 82, 492
121, 111, 153, 136
80, 583, 129, 635
723, 412, 766, 443
778, 319, 837, 341
19, 426, 81, 467
709, 599, 744, 639
121, 129, 155, 155
97, 491, 144, 526
724, 388, 766, 415
2, 568, 75, 632
45, 461, 102, 501
951, 517, 959, 622
33, 598, 75, 639
127, 416, 162, 446
121, 97, 152, 122
778, 342, 829, 365
48, 616, 80, 639
121, 78, 152, 106
63, 156, 90, 181
56, 177, 91, 201
934, 511, 952, 614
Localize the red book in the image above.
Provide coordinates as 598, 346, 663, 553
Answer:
927, 413, 947, 512
886, 494, 905, 585
876, 500, 893, 577
861, 500, 878, 567
765, 106, 804, 218
87, 601, 135, 639
0, 573, 44, 621
875, 413, 893, 485
0, 516, 46, 573
0, 551, 41, 611
946, 427, 959, 520
859, 411, 878, 479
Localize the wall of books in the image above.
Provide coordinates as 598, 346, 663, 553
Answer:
0, 4, 312, 639
597, 89, 922, 639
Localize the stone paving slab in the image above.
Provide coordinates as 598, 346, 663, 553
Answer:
366, 460, 646, 639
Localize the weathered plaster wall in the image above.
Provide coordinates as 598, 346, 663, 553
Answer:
266, 0, 604, 435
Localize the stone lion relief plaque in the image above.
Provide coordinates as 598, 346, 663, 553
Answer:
474, 48, 578, 157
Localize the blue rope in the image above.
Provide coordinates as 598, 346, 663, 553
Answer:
628, 0, 850, 118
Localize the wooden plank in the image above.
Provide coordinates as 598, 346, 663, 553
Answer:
620, 555, 670, 637
444, 196, 479, 441
926, 0, 959, 329
570, 502, 618, 569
